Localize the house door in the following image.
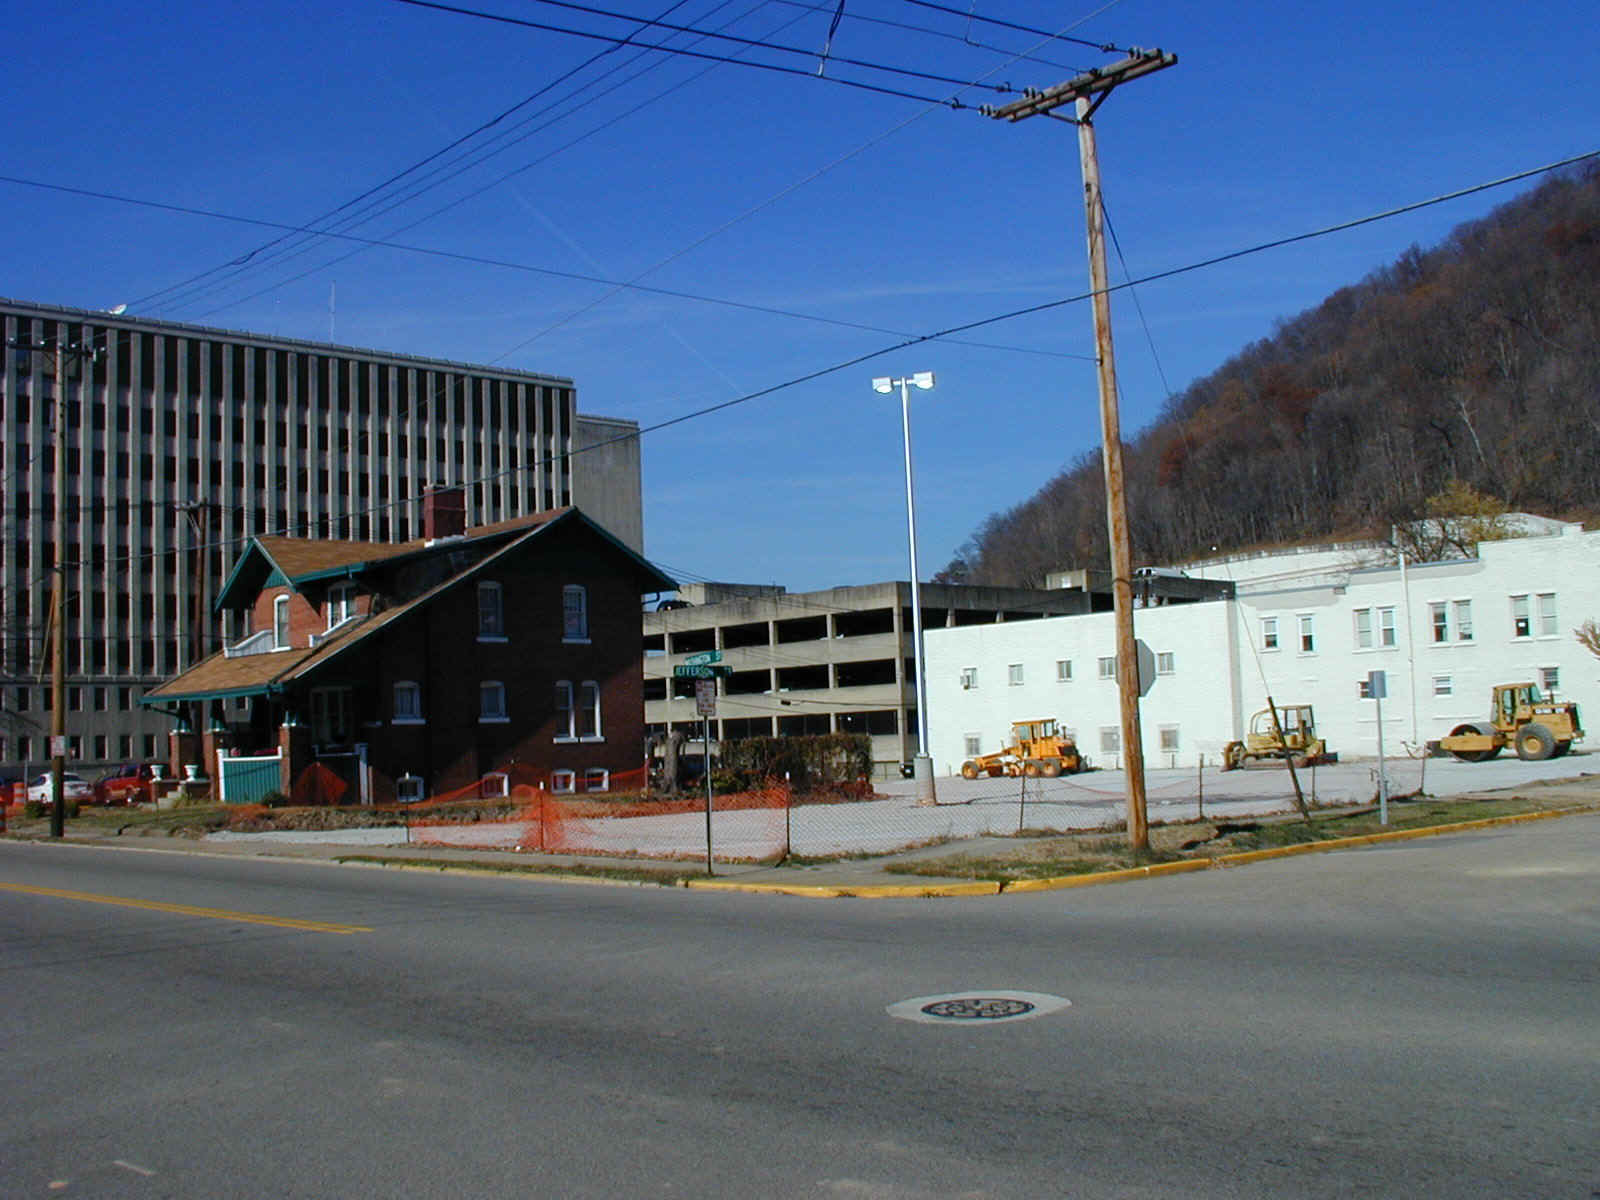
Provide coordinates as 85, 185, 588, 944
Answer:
311, 687, 352, 747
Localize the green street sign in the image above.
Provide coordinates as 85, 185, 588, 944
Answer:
683, 650, 723, 666
673, 664, 733, 679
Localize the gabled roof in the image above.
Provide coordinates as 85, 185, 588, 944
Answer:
148, 508, 675, 706
215, 508, 570, 609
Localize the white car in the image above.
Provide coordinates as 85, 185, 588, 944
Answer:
27, 772, 94, 805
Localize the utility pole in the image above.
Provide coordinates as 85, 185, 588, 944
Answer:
983, 48, 1176, 851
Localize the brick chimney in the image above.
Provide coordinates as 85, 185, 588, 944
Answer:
422, 485, 466, 541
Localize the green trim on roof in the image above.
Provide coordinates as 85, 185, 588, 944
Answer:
140, 682, 280, 705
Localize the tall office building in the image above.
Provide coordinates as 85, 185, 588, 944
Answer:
1, 296, 642, 774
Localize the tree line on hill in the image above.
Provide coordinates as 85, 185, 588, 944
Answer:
937, 161, 1600, 586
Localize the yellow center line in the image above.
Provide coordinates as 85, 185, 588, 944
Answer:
0, 882, 373, 934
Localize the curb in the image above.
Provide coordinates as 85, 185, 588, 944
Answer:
685, 878, 1002, 898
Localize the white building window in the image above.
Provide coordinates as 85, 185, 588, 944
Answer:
397, 774, 426, 803
1429, 602, 1448, 643
1454, 599, 1473, 641
578, 680, 601, 740
1099, 727, 1120, 754
1158, 725, 1180, 752
1055, 659, 1072, 682
273, 594, 290, 649
551, 769, 576, 794
1298, 614, 1316, 653
479, 680, 508, 723
1540, 666, 1559, 693
1007, 663, 1024, 686
1511, 594, 1531, 638
1537, 592, 1557, 636
392, 681, 423, 724
1261, 616, 1279, 651
481, 772, 509, 798
583, 767, 610, 793
555, 680, 600, 740
1354, 607, 1373, 649
326, 582, 356, 631
478, 581, 505, 639
963, 733, 982, 757
563, 584, 589, 642
1097, 656, 1117, 680
1156, 651, 1175, 675
1378, 606, 1396, 647
959, 666, 978, 690
1433, 675, 1453, 697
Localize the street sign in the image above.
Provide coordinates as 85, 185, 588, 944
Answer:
673, 664, 733, 678
695, 678, 717, 716
684, 650, 722, 666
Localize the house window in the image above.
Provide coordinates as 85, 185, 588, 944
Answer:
1298, 614, 1316, 653
551, 769, 576, 794
1511, 594, 1530, 638
1261, 616, 1279, 651
1097, 656, 1116, 680
1007, 663, 1024, 686
578, 681, 601, 739
1453, 600, 1473, 641
563, 584, 589, 642
1055, 659, 1072, 682
273, 594, 290, 649
1378, 607, 1396, 647
1158, 725, 1180, 752
1099, 726, 1120, 754
959, 666, 977, 690
326, 582, 355, 631
479, 680, 507, 723
311, 687, 351, 745
1540, 666, 1559, 693
583, 767, 610, 793
481, 772, 509, 798
555, 680, 575, 739
477, 581, 505, 639
963, 733, 982, 757
1430, 602, 1448, 643
1537, 593, 1557, 636
392, 681, 423, 724
1354, 607, 1373, 649
1156, 652, 1175, 675
1433, 675, 1453, 697
397, 774, 425, 803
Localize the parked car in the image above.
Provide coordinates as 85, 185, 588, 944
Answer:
93, 762, 159, 805
27, 772, 94, 806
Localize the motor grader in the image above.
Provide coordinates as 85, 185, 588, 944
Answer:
1438, 682, 1583, 762
1222, 704, 1332, 770
959, 718, 1084, 779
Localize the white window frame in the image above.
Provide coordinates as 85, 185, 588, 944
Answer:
1453, 599, 1474, 642
578, 680, 602, 741
1429, 601, 1448, 644
1539, 665, 1560, 693
1298, 614, 1316, 654
1354, 607, 1373, 649
1536, 592, 1557, 637
273, 594, 291, 650
1511, 594, 1531, 638
481, 772, 510, 798
1156, 651, 1175, 676
1099, 726, 1120, 754
396, 774, 426, 804
479, 680, 508, 724
392, 680, 424, 725
477, 580, 506, 641
563, 584, 590, 643
1378, 606, 1396, 648
1260, 616, 1279, 651
1158, 725, 1180, 752
551, 769, 576, 794
326, 582, 356, 631
1007, 663, 1024, 686
555, 680, 576, 741
1097, 656, 1117, 681
963, 733, 982, 758
582, 767, 610, 793
1055, 659, 1072, 682
1432, 675, 1453, 697
959, 666, 978, 690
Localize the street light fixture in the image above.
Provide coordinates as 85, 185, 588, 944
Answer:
873, 371, 937, 805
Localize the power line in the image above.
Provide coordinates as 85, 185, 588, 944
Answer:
768, 0, 1084, 72
892, 0, 1129, 52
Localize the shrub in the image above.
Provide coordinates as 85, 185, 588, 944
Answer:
718, 733, 872, 791
260, 790, 290, 809
23, 800, 44, 819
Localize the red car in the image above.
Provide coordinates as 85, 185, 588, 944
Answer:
93, 763, 158, 805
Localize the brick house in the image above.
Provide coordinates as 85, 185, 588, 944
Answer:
143, 493, 674, 803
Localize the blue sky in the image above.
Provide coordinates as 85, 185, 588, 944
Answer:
5, 0, 1595, 591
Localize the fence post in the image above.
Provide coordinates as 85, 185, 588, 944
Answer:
1197, 754, 1204, 821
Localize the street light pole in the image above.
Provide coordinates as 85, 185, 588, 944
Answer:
873, 371, 937, 806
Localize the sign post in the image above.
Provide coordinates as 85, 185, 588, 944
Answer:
696, 678, 717, 875
1368, 670, 1389, 825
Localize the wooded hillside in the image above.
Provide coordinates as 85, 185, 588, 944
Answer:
938, 161, 1600, 586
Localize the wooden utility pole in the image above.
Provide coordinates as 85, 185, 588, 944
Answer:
983, 49, 1176, 850
50, 339, 66, 838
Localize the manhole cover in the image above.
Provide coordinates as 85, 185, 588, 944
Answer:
886, 990, 1071, 1025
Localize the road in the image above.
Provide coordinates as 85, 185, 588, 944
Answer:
3, 817, 1597, 1198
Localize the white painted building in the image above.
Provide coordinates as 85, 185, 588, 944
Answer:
925, 523, 1598, 773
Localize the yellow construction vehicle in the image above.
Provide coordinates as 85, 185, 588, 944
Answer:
1222, 705, 1331, 770
1438, 682, 1583, 762
959, 718, 1084, 779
